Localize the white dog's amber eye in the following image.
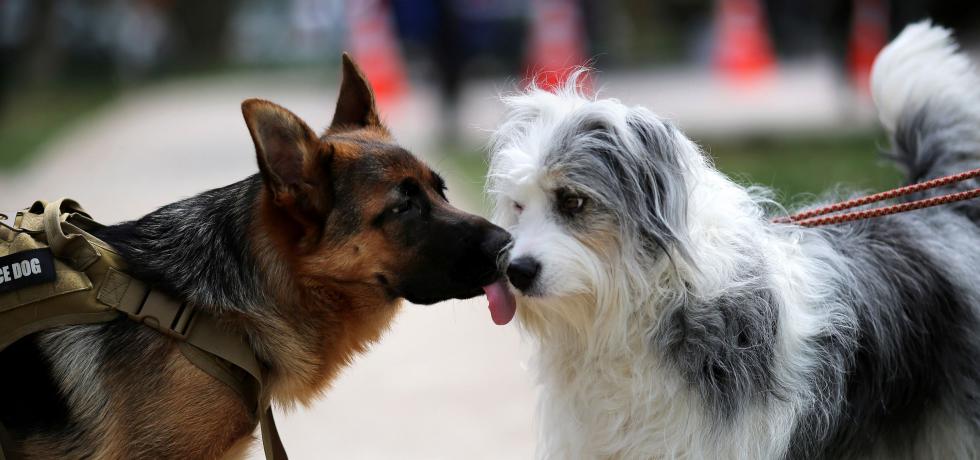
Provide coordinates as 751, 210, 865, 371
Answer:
561, 196, 586, 214
513, 202, 525, 213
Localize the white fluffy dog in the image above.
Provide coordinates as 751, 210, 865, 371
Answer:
482, 21, 980, 459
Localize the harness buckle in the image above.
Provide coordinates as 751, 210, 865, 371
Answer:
99, 268, 195, 340
137, 290, 196, 339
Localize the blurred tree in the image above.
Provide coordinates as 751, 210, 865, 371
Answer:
167, 0, 239, 71
0, 0, 60, 109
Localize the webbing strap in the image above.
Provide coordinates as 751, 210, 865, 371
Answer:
96, 269, 195, 340
0, 420, 18, 460
42, 200, 100, 271
178, 308, 288, 459
91, 267, 288, 459
261, 408, 288, 459
0, 199, 288, 459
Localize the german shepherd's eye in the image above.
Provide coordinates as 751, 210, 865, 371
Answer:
388, 199, 417, 216
391, 201, 413, 215
390, 179, 421, 215
559, 195, 587, 215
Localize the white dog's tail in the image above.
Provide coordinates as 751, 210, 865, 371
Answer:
871, 21, 980, 199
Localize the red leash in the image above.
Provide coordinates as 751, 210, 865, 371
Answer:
772, 168, 980, 227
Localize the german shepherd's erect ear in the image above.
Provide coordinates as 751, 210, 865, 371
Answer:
241, 53, 382, 235
328, 53, 386, 134
241, 99, 329, 240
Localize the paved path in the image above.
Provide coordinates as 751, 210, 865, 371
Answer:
0, 72, 537, 459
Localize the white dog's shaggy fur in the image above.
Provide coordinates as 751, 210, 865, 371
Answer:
488, 21, 980, 459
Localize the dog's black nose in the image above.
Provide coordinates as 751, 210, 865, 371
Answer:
481, 226, 512, 260
507, 256, 540, 292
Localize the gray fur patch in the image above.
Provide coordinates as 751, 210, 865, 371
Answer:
542, 109, 691, 262
652, 270, 781, 420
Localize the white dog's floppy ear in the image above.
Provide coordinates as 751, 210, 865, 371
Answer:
624, 110, 691, 263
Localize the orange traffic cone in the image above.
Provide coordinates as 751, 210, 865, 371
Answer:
523, 0, 590, 92
713, 0, 776, 83
346, 0, 407, 108
848, 0, 888, 95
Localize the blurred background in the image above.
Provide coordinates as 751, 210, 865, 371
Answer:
1, 0, 979, 458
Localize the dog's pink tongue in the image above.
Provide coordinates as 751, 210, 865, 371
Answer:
483, 281, 517, 326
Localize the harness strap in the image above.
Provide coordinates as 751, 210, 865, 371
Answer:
42, 200, 100, 271
0, 199, 288, 459
177, 308, 287, 459
92, 270, 288, 459
95, 268, 195, 340
261, 407, 288, 459
84, 237, 288, 458
0, 421, 17, 460
12, 201, 45, 233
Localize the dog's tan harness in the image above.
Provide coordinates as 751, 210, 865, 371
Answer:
0, 199, 287, 460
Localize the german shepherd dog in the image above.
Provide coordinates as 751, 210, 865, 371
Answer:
0, 55, 511, 458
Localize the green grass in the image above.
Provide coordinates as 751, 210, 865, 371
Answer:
0, 64, 335, 172
0, 83, 117, 170
441, 133, 905, 209
704, 134, 903, 206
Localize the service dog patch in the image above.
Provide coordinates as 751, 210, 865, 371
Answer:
0, 248, 56, 294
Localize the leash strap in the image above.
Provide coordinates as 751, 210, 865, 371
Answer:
774, 167, 980, 227
785, 188, 980, 227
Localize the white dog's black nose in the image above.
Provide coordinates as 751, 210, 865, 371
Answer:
507, 256, 540, 292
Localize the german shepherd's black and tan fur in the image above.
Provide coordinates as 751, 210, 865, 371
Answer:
0, 55, 510, 458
